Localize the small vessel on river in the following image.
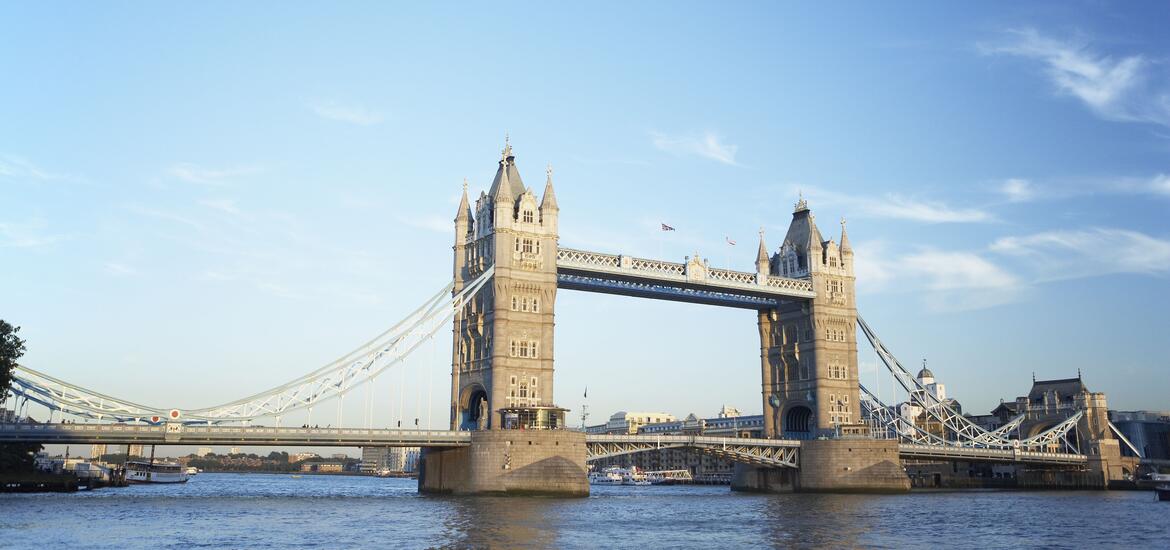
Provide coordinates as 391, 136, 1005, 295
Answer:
588, 467, 624, 485
125, 460, 189, 484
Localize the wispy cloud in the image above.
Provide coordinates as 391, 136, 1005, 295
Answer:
651, 131, 740, 165
1144, 174, 1170, 196
0, 154, 82, 184
198, 198, 242, 216
998, 178, 1036, 202
990, 227, 1170, 280
854, 241, 1022, 311
800, 187, 992, 223
104, 262, 137, 276
310, 100, 385, 126
169, 163, 263, 186
980, 28, 1170, 127
901, 250, 1021, 291
0, 218, 68, 248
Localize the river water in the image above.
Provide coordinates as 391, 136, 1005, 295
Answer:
1, 474, 1166, 548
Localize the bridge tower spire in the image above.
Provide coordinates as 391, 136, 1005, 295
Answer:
451, 140, 561, 431
758, 199, 859, 439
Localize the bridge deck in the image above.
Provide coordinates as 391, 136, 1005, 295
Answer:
556, 248, 815, 308
0, 423, 470, 448
0, 424, 1094, 467
898, 443, 1088, 465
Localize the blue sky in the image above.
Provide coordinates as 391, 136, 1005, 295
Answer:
2, 2, 1169, 434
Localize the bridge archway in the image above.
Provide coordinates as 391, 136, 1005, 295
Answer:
783, 405, 813, 438
458, 385, 488, 431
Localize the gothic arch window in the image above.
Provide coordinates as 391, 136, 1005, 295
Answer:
522, 209, 534, 223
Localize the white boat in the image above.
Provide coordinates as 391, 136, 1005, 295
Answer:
185, 466, 199, 476
622, 468, 652, 486
588, 467, 625, 485
125, 460, 189, 484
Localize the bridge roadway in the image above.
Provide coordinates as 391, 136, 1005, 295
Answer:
0, 423, 1090, 467
556, 248, 816, 309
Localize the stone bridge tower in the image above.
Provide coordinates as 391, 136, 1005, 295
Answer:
450, 141, 560, 431
757, 198, 859, 438
423, 141, 585, 497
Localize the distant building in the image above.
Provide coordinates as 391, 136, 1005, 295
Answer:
893, 363, 961, 439
361, 447, 420, 473
586, 411, 677, 435
291, 452, 319, 463
196, 447, 212, 457
127, 444, 144, 458
590, 407, 763, 478
300, 459, 345, 473
90, 444, 107, 460
229, 447, 241, 455
331, 453, 349, 460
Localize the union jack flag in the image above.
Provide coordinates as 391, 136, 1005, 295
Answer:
661, 223, 675, 231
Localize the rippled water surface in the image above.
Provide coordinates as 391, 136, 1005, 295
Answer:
2, 474, 1167, 548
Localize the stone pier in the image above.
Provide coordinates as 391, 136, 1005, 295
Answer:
418, 430, 589, 496
731, 439, 910, 493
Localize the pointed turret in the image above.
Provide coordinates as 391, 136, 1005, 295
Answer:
490, 152, 514, 203
756, 227, 770, 273
839, 217, 852, 256
540, 163, 559, 211
456, 178, 473, 223
783, 195, 825, 273
488, 137, 526, 200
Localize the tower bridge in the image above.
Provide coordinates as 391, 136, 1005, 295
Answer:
3, 140, 1139, 495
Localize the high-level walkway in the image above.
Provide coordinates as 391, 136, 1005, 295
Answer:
556, 248, 815, 309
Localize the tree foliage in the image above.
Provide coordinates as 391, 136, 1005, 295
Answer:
0, 319, 27, 401
0, 320, 39, 473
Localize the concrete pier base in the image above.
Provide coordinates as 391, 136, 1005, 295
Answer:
418, 430, 589, 496
732, 439, 910, 494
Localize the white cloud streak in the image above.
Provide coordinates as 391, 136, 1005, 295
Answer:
981, 28, 1170, 127
999, 178, 1035, 202
990, 228, 1170, 280
853, 240, 1022, 311
198, 198, 242, 216
800, 187, 992, 223
310, 100, 385, 126
170, 163, 263, 186
651, 131, 740, 165
0, 219, 68, 248
0, 155, 83, 184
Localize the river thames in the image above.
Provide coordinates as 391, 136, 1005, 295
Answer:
1, 474, 1167, 548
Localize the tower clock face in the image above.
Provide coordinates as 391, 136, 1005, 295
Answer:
769, 394, 781, 408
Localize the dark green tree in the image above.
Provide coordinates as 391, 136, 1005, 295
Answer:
0, 320, 26, 402
1, 319, 40, 473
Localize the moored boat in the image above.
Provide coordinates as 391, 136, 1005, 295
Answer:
588, 467, 625, 485
125, 460, 189, 484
